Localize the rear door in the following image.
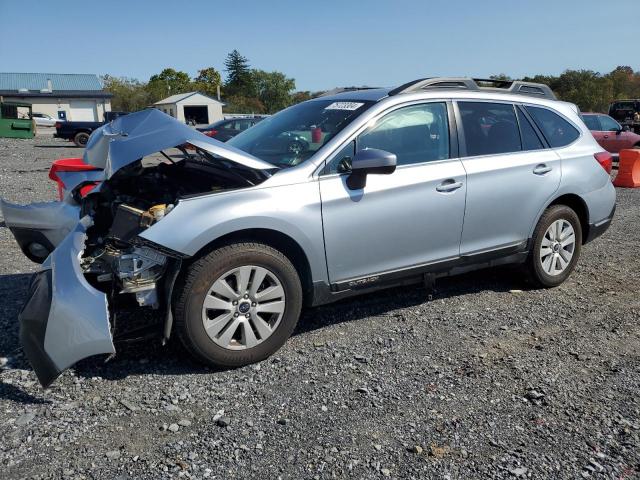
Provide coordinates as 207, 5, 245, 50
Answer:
457, 101, 562, 255
319, 101, 467, 285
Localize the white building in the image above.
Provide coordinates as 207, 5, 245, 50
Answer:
0, 73, 112, 122
154, 92, 224, 125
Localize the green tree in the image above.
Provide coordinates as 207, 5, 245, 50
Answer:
224, 95, 265, 114
146, 68, 192, 102
224, 50, 253, 97
291, 91, 313, 104
101, 75, 151, 112
193, 67, 222, 98
251, 70, 296, 113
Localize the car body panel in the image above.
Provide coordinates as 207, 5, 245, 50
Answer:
460, 148, 561, 254
0, 199, 80, 255
84, 109, 274, 178
139, 180, 327, 283
319, 159, 467, 283
19, 217, 114, 387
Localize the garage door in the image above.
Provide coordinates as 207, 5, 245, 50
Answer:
69, 100, 97, 121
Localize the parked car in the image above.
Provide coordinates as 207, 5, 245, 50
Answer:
197, 117, 265, 142
54, 111, 128, 147
581, 113, 640, 155
32, 113, 58, 127
1, 77, 616, 387
608, 99, 640, 134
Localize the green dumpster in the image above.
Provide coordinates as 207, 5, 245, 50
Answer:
0, 101, 36, 139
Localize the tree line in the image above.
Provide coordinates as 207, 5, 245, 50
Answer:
102, 49, 317, 115
103, 55, 640, 116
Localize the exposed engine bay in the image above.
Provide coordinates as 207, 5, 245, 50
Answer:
78, 149, 267, 311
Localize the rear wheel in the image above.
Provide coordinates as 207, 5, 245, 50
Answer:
174, 242, 302, 368
73, 132, 90, 147
526, 205, 582, 287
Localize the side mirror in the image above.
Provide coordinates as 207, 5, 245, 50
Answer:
347, 148, 397, 190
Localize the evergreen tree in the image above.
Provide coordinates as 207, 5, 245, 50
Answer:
224, 50, 252, 96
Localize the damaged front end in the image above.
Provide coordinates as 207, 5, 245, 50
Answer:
9, 109, 276, 386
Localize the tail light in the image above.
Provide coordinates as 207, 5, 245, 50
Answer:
54, 122, 61, 129
594, 152, 613, 174
205, 130, 217, 137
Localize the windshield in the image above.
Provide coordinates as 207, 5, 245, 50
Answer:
227, 99, 373, 168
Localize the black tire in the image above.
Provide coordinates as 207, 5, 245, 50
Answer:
526, 205, 582, 288
174, 242, 302, 368
74, 131, 90, 147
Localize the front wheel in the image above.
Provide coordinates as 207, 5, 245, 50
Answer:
174, 242, 302, 368
526, 205, 582, 287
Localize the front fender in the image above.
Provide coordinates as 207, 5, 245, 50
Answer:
138, 182, 327, 283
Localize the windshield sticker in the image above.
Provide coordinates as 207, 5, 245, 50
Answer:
324, 102, 365, 111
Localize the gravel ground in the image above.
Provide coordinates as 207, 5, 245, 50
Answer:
0, 136, 638, 480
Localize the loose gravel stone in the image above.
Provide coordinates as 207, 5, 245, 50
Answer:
0, 136, 638, 479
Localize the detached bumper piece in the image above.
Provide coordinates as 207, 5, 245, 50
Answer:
0, 199, 79, 263
18, 218, 115, 387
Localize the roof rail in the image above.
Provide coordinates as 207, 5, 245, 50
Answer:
389, 77, 557, 100
318, 86, 379, 97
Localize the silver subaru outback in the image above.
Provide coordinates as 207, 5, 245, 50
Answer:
1, 77, 616, 387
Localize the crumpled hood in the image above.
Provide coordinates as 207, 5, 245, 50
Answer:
83, 109, 275, 178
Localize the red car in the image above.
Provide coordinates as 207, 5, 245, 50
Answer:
581, 113, 640, 155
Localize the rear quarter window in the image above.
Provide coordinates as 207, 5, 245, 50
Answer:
526, 106, 580, 148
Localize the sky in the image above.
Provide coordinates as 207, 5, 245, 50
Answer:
0, 0, 638, 92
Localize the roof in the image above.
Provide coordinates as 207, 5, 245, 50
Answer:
312, 88, 390, 102
0, 73, 104, 92
154, 91, 224, 105
0, 90, 112, 99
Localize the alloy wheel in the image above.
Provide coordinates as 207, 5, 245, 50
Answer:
201, 265, 286, 350
539, 219, 576, 276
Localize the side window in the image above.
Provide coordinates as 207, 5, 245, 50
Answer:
525, 106, 580, 148
581, 115, 601, 131
324, 141, 355, 175
458, 102, 521, 156
357, 102, 449, 166
598, 115, 620, 132
516, 107, 545, 151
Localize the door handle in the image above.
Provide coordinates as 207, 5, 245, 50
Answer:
436, 180, 463, 192
533, 164, 552, 175
603, 135, 609, 139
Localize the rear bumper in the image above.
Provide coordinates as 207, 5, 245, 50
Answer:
585, 204, 616, 244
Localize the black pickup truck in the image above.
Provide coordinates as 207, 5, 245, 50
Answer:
54, 111, 128, 147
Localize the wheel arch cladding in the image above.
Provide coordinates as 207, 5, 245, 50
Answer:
190, 228, 314, 306
548, 194, 590, 243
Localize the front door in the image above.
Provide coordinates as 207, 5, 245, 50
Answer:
597, 115, 625, 153
319, 102, 467, 285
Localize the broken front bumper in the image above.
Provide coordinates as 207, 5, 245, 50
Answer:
1, 199, 79, 263
19, 217, 115, 387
